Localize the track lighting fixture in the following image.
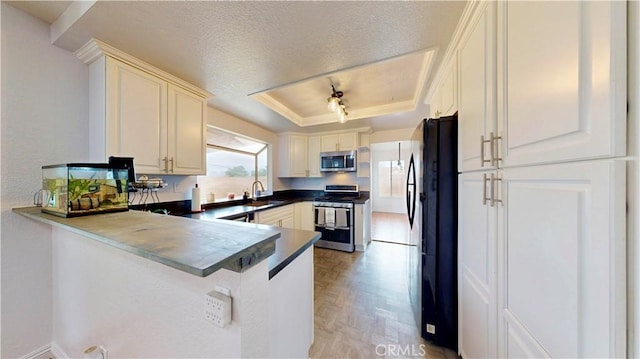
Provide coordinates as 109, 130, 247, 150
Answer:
327, 84, 348, 123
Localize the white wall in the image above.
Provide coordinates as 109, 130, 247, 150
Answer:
51, 227, 270, 358
370, 141, 412, 213
1, 3, 89, 357
370, 127, 415, 144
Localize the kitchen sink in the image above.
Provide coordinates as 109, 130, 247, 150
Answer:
245, 200, 286, 207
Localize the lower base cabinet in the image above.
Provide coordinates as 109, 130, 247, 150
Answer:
255, 205, 295, 229
294, 202, 315, 231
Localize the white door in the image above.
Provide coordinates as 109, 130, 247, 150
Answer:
458, 2, 497, 173
458, 171, 498, 359
167, 84, 206, 175
497, 160, 626, 358
496, 1, 626, 168
106, 58, 167, 174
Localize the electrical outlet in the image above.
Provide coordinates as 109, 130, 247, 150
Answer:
204, 289, 232, 327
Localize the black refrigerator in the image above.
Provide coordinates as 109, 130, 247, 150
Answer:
406, 113, 457, 350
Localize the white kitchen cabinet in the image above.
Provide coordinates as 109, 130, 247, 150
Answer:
430, 57, 458, 119
307, 136, 322, 177
454, 1, 627, 358
167, 84, 207, 175
496, 1, 626, 168
278, 135, 309, 177
354, 200, 371, 251
458, 1, 497, 173
496, 161, 626, 358
294, 202, 315, 231
278, 135, 322, 178
255, 204, 295, 229
458, 171, 498, 359
103, 57, 168, 174
320, 132, 358, 152
79, 40, 210, 176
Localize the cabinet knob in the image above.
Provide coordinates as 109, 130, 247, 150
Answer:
435, 110, 442, 117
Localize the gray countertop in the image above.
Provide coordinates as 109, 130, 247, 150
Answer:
13, 207, 280, 277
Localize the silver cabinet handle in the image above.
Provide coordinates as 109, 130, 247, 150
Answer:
169, 157, 174, 173
163, 157, 169, 173
480, 135, 491, 167
490, 132, 502, 167
483, 173, 490, 205
490, 173, 503, 207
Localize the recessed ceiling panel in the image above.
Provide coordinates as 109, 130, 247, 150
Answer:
250, 49, 435, 127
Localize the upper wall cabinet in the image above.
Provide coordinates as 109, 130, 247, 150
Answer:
430, 57, 458, 119
496, 1, 626, 167
278, 134, 322, 178
77, 39, 211, 176
320, 132, 358, 152
458, 2, 497, 173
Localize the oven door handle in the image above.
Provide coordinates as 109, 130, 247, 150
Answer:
315, 224, 350, 230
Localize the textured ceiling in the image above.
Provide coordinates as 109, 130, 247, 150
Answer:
8, 1, 467, 134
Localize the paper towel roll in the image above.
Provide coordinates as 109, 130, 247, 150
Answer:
191, 185, 201, 212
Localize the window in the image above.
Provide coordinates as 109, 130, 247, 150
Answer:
198, 127, 269, 203
378, 161, 404, 198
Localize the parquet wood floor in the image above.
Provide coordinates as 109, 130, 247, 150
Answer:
309, 241, 458, 359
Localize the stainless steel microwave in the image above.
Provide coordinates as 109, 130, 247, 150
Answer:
320, 150, 357, 172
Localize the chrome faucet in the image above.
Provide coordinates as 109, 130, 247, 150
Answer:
251, 180, 265, 200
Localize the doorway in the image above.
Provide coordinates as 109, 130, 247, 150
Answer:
370, 141, 412, 245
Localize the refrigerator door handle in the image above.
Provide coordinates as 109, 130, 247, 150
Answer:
406, 154, 417, 229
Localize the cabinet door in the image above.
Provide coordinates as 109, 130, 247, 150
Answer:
294, 202, 315, 231
290, 135, 309, 177
320, 134, 338, 152
497, 1, 626, 167
337, 133, 358, 151
278, 135, 309, 178
458, 171, 498, 359
307, 136, 322, 177
280, 215, 295, 229
458, 2, 497, 172
498, 161, 626, 358
430, 57, 458, 119
106, 58, 167, 174
167, 84, 206, 175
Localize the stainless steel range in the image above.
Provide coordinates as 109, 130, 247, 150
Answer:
312, 185, 359, 252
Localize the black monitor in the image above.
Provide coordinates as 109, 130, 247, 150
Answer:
108, 156, 136, 193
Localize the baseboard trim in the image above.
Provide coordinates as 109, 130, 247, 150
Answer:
50, 342, 69, 359
21, 344, 53, 359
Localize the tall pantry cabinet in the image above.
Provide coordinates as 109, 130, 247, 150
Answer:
453, 1, 627, 358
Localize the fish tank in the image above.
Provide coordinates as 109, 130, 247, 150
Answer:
42, 163, 129, 217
